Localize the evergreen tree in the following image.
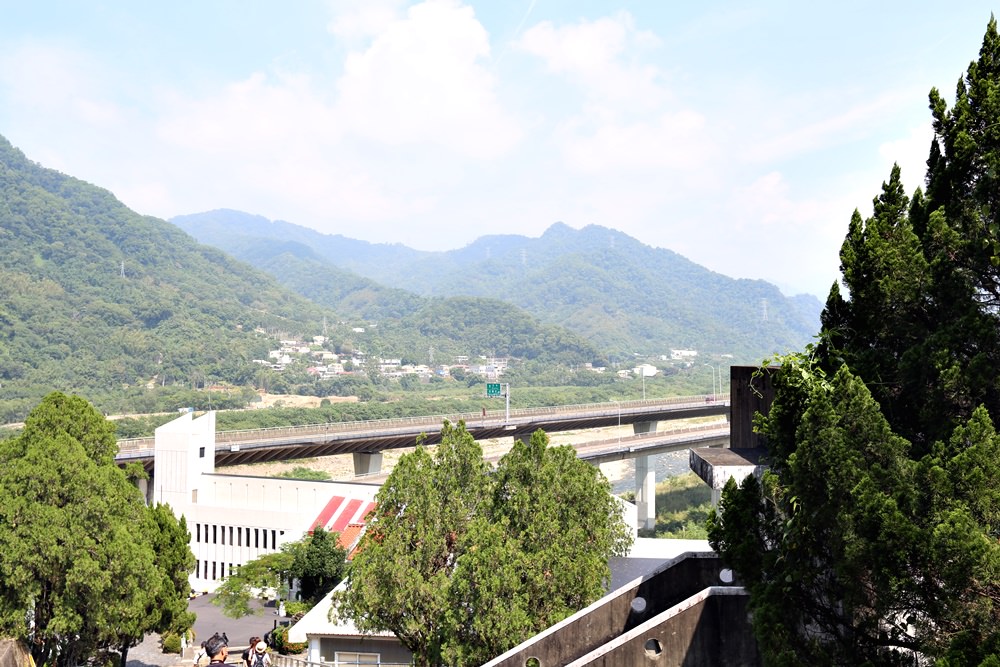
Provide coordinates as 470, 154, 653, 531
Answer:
0, 393, 193, 666
709, 356, 1000, 665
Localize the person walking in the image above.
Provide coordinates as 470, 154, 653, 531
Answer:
204, 635, 229, 666
248, 641, 272, 667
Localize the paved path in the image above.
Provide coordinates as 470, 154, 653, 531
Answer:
126, 595, 289, 667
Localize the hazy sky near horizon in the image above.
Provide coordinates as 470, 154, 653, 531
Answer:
1, 1, 997, 298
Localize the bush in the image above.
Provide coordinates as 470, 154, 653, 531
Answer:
283, 599, 312, 616
161, 632, 182, 654
267, 625, 307, 655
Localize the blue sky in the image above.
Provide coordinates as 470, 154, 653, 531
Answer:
1, 1, 997, 298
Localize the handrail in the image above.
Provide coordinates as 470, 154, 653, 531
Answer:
271, 656, 410, 667
116, 396, 728, 453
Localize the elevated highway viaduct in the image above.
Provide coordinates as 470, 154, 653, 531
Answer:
116, 395, 730, 530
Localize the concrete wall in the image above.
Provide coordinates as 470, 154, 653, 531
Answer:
567, 588, 759, 667
316, 636, 412, 666
484, 552, 751, 667
729, 366, 775, 450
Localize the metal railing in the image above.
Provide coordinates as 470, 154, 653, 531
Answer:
272, 656, 410, 667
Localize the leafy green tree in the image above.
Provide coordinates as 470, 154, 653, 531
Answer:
286, 527, 348, 604
339, 421, 490, 666
709, 21, 1000, 664
214, 551, 294, 618
213, 528, 348, 617
338, 421, 632, 666
0, 392, 193, 667
448, 429, 633, 664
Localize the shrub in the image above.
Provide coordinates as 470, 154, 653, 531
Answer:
268, 625, 307, 655
283, 600, 312, 616
161, 633, 182, 654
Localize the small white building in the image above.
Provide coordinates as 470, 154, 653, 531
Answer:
150, 412, 380, 593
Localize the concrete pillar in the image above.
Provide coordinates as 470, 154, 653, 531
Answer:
512, 431, 533, 445
632, 420, 657, 435
635, 454, 656, 532
143, 473, 155, 505
352, 452, 383, 477
308, 638, 322, 664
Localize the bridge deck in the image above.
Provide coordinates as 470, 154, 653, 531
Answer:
116, 396, 730, 472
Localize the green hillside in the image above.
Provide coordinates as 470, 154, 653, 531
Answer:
0, 135, 341, 421
0, 137, 602, 422
173, 211, 822, 361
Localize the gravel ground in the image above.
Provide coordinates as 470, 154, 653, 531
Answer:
125, 633, 186, 667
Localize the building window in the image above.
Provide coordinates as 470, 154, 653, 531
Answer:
221, 525, 226, 545
335, 652, 380, 666
191, 489, 198, 504
229, 526, 234, 545
213, 525, 218, 544
271, 530, 277, 548
254, 529, 259, 549
199, 447, 205, 458
211, 561, 217, 580
196, 524, 201, 543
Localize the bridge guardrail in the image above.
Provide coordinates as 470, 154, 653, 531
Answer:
116, 395, 729, 453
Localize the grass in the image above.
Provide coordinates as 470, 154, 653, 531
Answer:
637, 472, 714, 539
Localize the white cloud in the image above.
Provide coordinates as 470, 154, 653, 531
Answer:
556, 109, 709, 172
334, 0, 521, 159
742, 90, 912, 164
0, 41, 122, 128
516, 11, 665, 109
327, 0, 407, 41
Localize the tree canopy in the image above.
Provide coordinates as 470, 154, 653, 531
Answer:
337, 421, 633, 666
710, 18, 1000, 666
0, 392, 193, 667
213, 527, 348, 618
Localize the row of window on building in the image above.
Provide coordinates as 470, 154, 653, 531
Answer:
194, 523, 285, 550
195, 559, 239, 582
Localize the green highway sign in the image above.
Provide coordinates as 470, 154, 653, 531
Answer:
486, 383, 502, 397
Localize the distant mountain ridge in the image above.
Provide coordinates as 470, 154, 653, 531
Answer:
172, 210, 823, 360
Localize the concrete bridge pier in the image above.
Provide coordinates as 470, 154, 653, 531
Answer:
512, 430, 534, 446
136, 475, 153, 505
353, 452, 383, 478
633, 421, 658, 533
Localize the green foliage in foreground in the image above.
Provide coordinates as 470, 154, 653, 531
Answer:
709, 19, 1000, 666
0, 393, 194, 667
337, 422, 633, 667
709, 356, 1000, 665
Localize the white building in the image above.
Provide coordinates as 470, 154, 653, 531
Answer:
150, 411, 380, 593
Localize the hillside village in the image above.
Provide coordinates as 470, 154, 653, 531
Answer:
252, 330, 707, 382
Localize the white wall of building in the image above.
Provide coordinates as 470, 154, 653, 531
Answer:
152, 412, 379, 593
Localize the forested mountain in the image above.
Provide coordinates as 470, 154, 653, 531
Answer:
0, 136, 332, 420
0, 135, 600, 421
173, 210, 823, 359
